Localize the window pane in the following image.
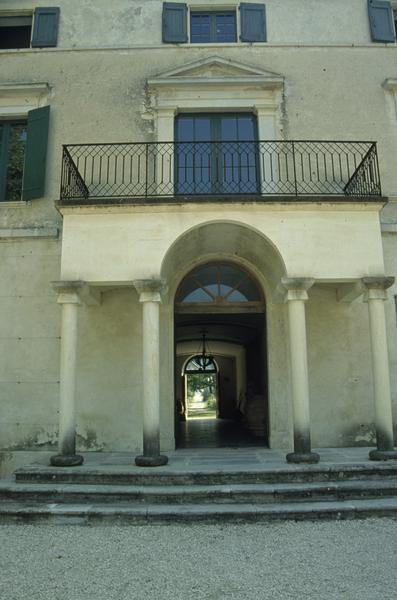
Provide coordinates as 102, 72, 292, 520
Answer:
177, 263, 262, 304
175, 114, 258, 195
215, 13, 236, 42
237, 116, 256, 141
191, 14, 211, 43
5, 123, 27, 201
191, 12, 236, 43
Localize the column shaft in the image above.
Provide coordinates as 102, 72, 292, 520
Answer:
50, 281, 85, 467
58, 302, 79, 456
281, 277, 319, 464
134, 279, 168, 467
367, 297, 394, 451
142, 300, 161, 457
363, 276, 397, 461
287, 298, 312, 455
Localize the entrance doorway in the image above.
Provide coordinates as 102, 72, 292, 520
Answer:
174, 261, 268, 449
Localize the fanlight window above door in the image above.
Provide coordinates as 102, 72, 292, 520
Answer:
184, 355, 218, 373
176, 263, 263, 306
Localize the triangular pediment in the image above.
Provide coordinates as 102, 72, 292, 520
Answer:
148, 56, 284, 87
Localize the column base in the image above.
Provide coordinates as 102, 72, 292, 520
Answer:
369, 449, 397, 461
135, 455, 168, 467
50, 454, 84, 467
286, 451, 320, 464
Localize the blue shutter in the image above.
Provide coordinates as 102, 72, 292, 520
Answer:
162, 3, 188, 43
240, 3, 266, 42
22, 106, 50, 201
368, 0, 396, 42
31, 7, 60, 47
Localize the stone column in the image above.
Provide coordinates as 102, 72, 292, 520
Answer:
133, 280, 168, 467
282, 277, 319, 464
50, 282, 84, 467
363, 277, 397, 461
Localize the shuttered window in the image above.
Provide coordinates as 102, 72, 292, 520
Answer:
368, 0, 396, 42
162, 3, 266, 44
0, 106, 50, 202
0, 8, 60, 49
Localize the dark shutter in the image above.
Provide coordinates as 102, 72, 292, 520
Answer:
240, 3, 267, 42
368, 0, 396, 42
31, 7, 60, 47
22, 106, 50, 201
162, 2, 188, 43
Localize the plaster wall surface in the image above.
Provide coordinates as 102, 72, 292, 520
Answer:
0, 0, 380, 46
59, 204, 385, 283
0, 237, 61, 450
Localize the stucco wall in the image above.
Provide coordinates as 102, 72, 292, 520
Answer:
0, 236, 61, 450
0, 0, 379, 47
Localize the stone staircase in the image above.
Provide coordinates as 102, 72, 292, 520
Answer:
1, 460, 397, 524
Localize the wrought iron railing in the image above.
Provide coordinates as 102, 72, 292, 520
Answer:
60, 140, 382, 202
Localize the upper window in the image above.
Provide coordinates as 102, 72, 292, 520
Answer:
0, 16, 32, 49
0, 122, 28, 202
0, 8, 60, 49
0, 106, 50, 202
190, 12, 237, 43
162, 3, 266, 44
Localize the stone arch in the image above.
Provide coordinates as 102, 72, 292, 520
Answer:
161, 220, 286, 300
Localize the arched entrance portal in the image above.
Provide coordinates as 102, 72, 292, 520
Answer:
175, 261, 268, 448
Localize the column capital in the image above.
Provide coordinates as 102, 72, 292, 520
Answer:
52, 280, 84, 305
362, 276, 395, 302
280, 277, 315, 302
133, 279, 167, 303
52, 280, 101, 306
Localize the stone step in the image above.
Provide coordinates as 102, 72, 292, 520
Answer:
14, 463, 397, 486
1, 497, 397, 525
2, 478, 397, 505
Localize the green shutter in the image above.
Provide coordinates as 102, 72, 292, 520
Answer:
162, 3, 188, 43
240, 3, 267, 42
31, 7, 60, 47
22, 106, 50, 201
368, 0, 396, 42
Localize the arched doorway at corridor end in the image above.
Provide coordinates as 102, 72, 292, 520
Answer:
174, 261, 268, 449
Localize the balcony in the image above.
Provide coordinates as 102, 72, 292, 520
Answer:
60, 140, 382, 204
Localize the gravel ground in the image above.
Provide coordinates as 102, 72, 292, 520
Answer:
1, 519, 397, 600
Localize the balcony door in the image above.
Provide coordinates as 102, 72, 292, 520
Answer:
175, 113, 259, 196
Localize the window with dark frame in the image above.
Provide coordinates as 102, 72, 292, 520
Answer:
0, 8, 60, 50
175, 113, 259, 195
0, 16, 32, 49
190, 11, 237, 43
0, 121, 28, 202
